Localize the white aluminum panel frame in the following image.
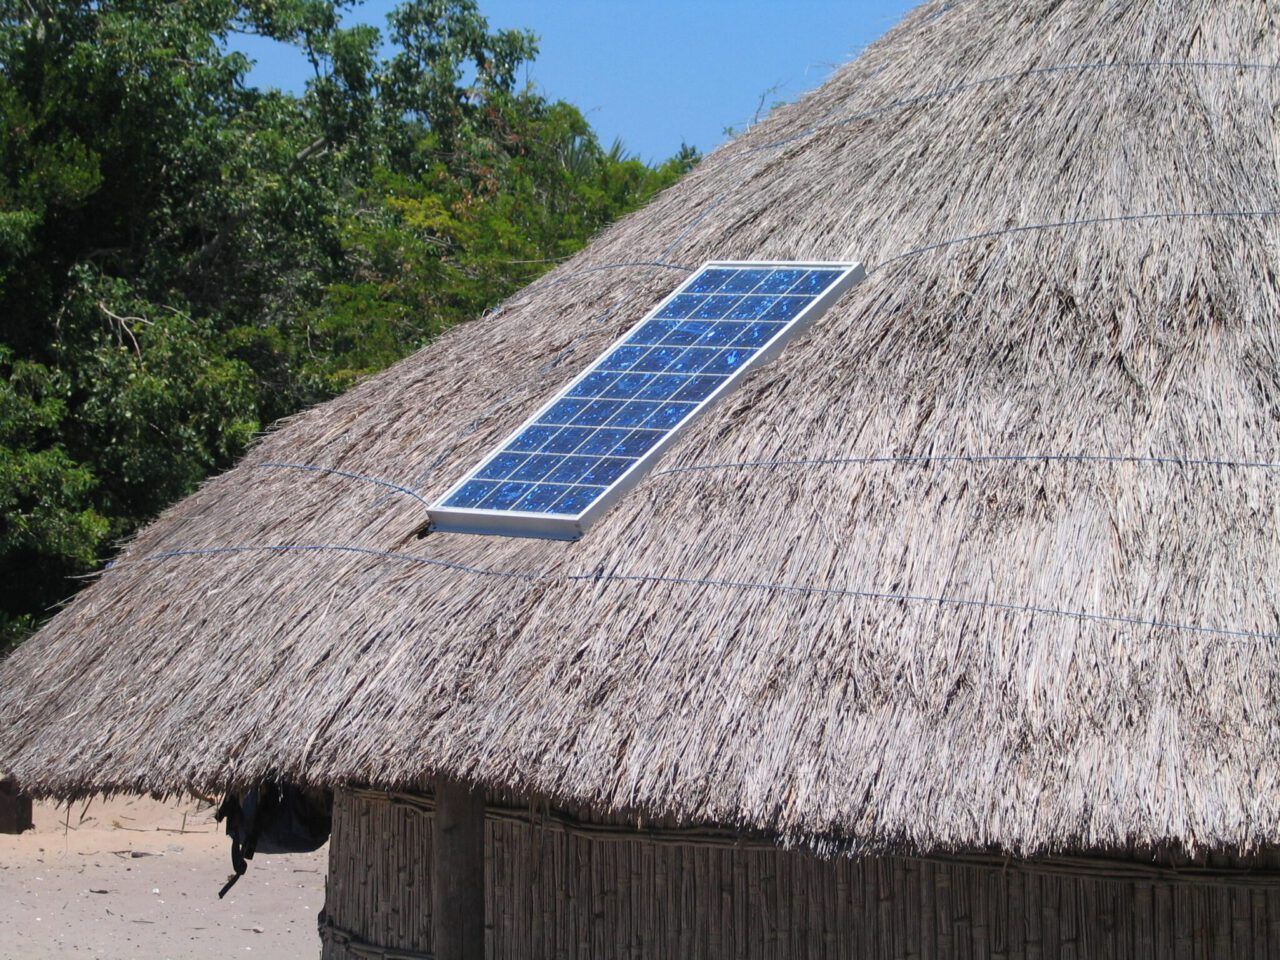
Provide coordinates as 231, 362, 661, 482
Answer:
427, 259, 866, 540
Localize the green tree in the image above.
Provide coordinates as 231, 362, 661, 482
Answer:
0, 0, 697, 650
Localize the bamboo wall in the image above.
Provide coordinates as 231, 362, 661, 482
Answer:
321, 787, 1280, 959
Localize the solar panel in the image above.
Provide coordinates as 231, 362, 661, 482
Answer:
428, 260, 865, 539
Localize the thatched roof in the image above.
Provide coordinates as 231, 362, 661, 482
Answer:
5, 0, 1280, 859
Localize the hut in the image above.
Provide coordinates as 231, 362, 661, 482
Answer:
6, 0, 1280, 955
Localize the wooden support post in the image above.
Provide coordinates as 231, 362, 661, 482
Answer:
0, 777, 33, 834
433, 776, 485, 960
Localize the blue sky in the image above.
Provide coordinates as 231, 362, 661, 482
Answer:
233, 1, 918, 163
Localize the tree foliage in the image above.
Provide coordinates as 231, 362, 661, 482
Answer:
0, 0, 697, 648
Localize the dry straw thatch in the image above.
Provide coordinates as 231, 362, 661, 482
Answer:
4, 0, 1280, 860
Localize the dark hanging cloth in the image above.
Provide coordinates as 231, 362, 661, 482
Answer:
214, 784, 331, 898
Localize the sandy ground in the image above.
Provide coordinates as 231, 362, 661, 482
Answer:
0, 795, 326, 959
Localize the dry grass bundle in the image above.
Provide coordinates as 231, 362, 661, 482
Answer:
5, 0, 1280, 859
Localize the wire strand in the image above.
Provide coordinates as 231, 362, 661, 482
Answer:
874, 209, 1280, 269
655, 452, 1280, 479
749, 59, 1280, 153
255, 462, 429, 506
129, 542, 1280, 645
662, 195, 728, 259
569, 569, 1280, 644
475, 64, 1280, 302
546, 260, 692, 285
141, 542, 537, 581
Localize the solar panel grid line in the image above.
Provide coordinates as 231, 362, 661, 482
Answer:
428, 260, 866, 539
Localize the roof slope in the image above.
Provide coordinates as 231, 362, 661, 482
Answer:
5, 0, 1280, 858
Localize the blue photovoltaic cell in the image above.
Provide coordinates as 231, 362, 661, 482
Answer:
435, 263, 853, 525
